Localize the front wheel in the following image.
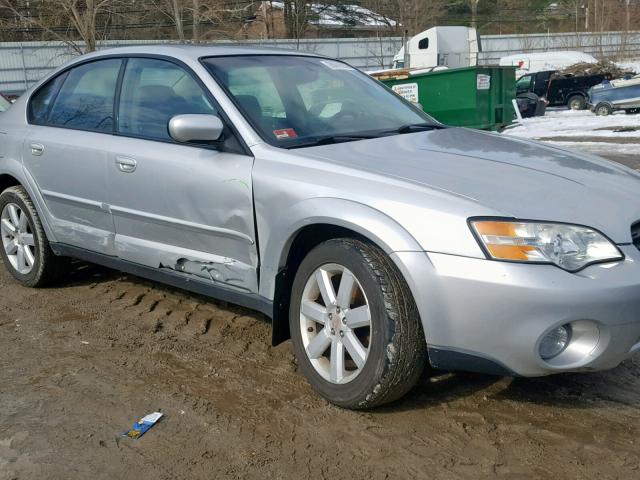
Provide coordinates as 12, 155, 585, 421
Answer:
289, 238, 427, 409
595, 102, 613, 116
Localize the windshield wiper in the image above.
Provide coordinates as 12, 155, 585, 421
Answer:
388, 123, 445, 134
287, 134, 378, 149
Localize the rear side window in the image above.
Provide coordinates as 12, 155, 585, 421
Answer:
47, 59, 122, 132
118, 58, 216, 141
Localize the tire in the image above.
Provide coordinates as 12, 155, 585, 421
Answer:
289, 238, 427, 409
625, 108, 640, 115
595, 102, 613, 116
567, 94, 586, 110
0, 185, 66, 287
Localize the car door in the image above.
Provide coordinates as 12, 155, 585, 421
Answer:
23, 58, 123, 255
108, 57, 258, 293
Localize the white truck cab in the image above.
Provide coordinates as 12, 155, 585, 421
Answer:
392, 26, 480, 70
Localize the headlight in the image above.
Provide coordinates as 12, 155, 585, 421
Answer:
470, 219, 623, 272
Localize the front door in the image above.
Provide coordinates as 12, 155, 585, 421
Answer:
107, 57, 258, 293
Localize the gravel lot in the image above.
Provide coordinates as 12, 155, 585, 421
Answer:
1, 143, 640, 480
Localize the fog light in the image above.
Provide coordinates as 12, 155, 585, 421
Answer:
539, 324, 572, 360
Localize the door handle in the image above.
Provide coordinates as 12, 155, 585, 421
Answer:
116, 156, 137, 173
30, 143, 44, 156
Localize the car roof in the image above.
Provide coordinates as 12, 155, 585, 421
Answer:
80, 44, 322, 61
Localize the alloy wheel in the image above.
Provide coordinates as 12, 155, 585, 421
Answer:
0, 203, 36, 275
299, 263, 372, 384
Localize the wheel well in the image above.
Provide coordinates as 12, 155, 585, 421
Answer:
0, 174, 21, 194
271, 224, 367, 346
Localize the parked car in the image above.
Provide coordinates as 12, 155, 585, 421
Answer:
589, 75, 640, 115
0, 94, 11, 112
1, 46, 640, 409
515, 70, 609, 109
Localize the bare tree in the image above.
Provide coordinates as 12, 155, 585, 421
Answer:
0, 0, 127, 52
362, 0, 445, 35
148, 0, 187, 40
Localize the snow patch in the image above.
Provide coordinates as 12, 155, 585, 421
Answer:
503, 108, 640, 157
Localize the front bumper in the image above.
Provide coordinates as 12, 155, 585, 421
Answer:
392, 245, 640, 377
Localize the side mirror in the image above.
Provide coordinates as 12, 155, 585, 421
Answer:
168, 114, 224, 143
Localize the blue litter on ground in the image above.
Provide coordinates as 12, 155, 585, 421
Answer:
122, 412, 163, 439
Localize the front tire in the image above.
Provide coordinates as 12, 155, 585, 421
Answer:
0, 185, 66, 287
289, 238, 427, 409
595, 102, 613, 116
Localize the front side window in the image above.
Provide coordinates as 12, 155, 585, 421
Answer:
516, 75, 533, 91
203, 55, 435, 148
118, 58, 216, 141
48, 59, 122, 132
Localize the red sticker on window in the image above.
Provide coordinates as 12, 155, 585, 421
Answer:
274, 128, 298, 140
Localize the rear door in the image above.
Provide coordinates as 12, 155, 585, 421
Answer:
23, 58, 123, 255
107, 57, 258, 293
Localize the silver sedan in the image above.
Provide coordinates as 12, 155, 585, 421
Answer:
1, 46, 639, 409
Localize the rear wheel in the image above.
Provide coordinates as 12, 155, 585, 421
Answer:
289, 238, 427, 409
595, 102, 613, 116
0, 186, 66, 287
625, 108, 640, 115
567, 94, 586, 110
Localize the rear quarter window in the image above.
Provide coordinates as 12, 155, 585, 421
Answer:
29, 72, 68, 124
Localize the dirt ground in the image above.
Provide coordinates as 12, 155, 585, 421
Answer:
2, 152, 640, 480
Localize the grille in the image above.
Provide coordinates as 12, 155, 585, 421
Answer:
633, 222, 640, 250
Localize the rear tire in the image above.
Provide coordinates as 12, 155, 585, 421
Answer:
289, 238, 427, 409
625, 108, 640, 115
567, 95, 586, 110
595, 102, 613, 116
0, 185, 67, 287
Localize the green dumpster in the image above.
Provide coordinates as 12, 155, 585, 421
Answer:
372, 66, 517, 131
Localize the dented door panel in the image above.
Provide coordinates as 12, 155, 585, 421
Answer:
107, 136, 258, 293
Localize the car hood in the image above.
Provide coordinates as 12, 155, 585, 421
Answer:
299, 128, 640, 243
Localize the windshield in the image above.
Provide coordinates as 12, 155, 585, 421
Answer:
202, 55, 437, 148
0, 95, 10, 112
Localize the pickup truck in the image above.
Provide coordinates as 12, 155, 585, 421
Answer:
515, 70, 609, 110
